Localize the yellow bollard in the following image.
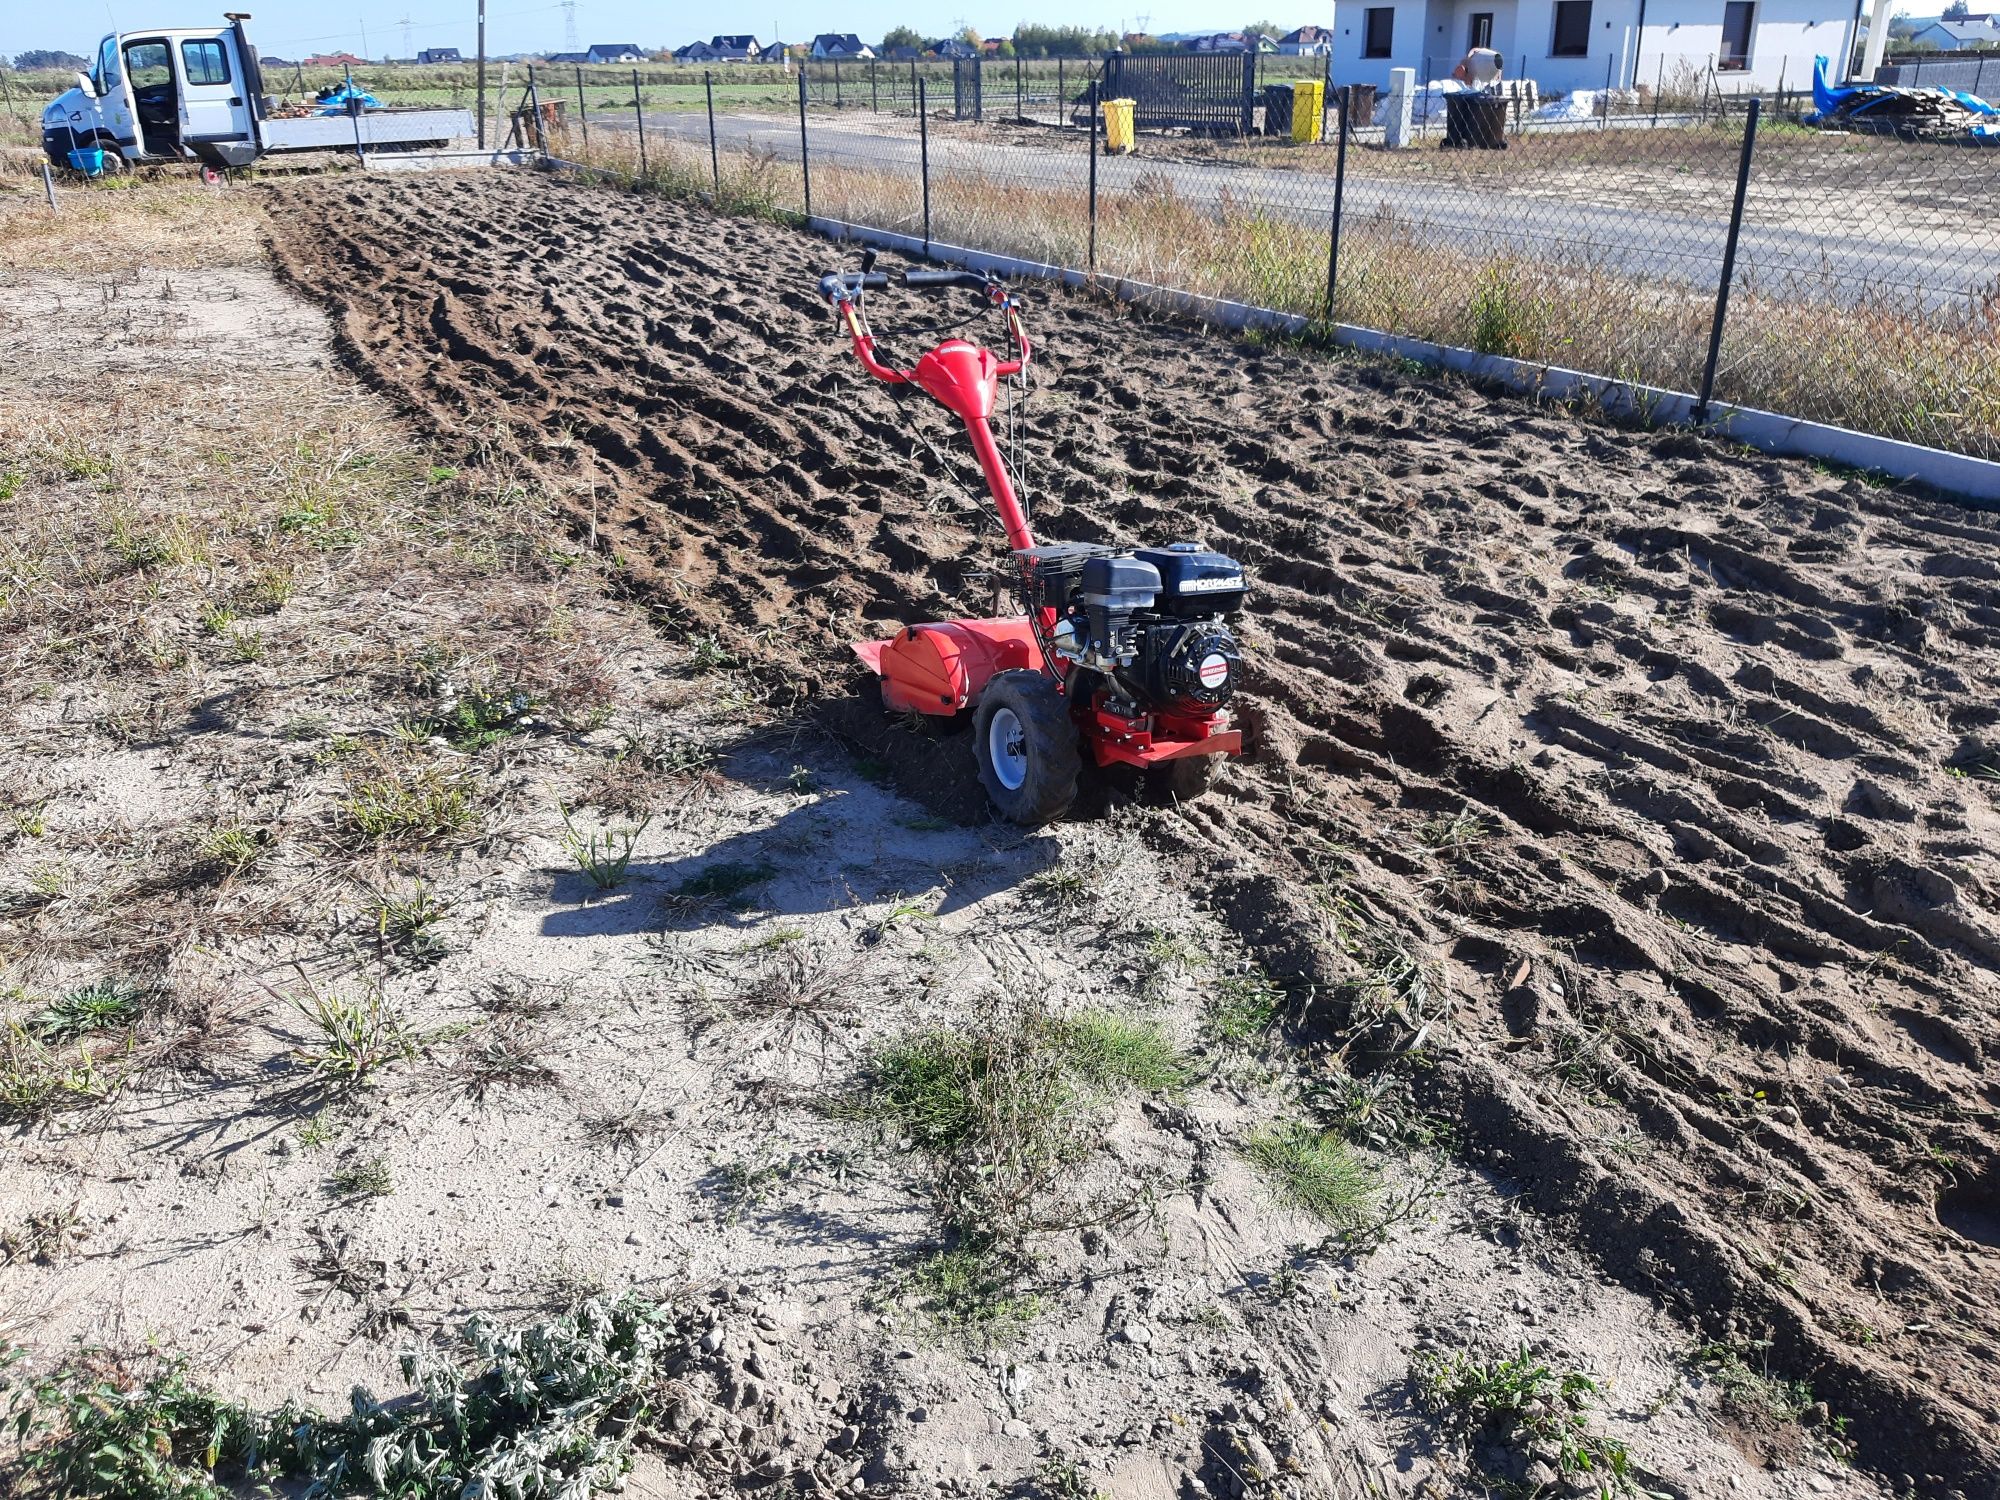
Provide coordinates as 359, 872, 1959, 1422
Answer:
1291, 79, 1325, 143
1104, 97, 1136, 154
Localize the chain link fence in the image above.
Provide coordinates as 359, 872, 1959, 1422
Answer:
541, 61, 1999, 462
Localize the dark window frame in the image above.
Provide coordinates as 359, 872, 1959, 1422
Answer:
1719, 1, 1755, 70
1363, 6, 1395, 58
180, 38, 232, 86
1551, 0, 1593, 57
122, 39, 174, 88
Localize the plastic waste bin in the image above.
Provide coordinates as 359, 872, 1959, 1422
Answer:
1291, 79, 1325, 142
1263, 84, 1295, 137
1442, 91, 1509, 149
1104, 96, 1136, 153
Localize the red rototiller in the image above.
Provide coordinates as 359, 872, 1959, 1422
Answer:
819, 253, 1248, 826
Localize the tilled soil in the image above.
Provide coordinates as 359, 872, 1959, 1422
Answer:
266, 168, 2000, 1495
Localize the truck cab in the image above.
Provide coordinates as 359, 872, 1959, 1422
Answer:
42, 13, 265, 170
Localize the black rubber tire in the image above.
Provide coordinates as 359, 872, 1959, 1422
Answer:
93, 142, 129, 175
972, 669, 1082, 827
1146, 752, 1229, 806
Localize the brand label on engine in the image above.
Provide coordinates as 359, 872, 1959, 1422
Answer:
1177, 575, 1242, 593
1198, 653, 1230, 689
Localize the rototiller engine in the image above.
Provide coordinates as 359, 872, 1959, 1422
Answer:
818, 253, 1248, 826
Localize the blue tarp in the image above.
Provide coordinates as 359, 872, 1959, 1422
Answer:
314, 83, 382, 115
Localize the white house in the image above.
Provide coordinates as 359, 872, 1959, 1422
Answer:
585, 43, 644, 64
1910, 16, 2000, 48
811, 33, 875, 59
1280, 24, 1336, 54
1329, 0, 1860, 94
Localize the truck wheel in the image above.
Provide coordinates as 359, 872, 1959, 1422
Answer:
1146, 752, 1228, 805
93, 144, 128, 176
972, 670, 1081, 827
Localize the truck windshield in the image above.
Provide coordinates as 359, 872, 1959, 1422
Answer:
94, 34, 121, 93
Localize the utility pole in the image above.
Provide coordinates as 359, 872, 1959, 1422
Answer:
476, 0, 487, 148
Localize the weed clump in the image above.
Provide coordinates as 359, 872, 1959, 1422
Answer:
4, 1294, 687, 1500
1412, 1344, 1637, 1496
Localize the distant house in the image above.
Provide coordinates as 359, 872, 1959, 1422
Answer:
585, 43, 643, 63
1278, 25, 1332, 56
545, 51, 589, 64
811, 33, 874, 59
1189, 32, 1271, 53
303, 52, 366, 67
416, 46, 461, 64
758, 41, 791, 62
930, 37, 977, 59
678, 34, 761, 61
1910, 17, 2000, 49
262, 55, 296, 68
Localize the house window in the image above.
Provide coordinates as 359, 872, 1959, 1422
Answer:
1470, 13, 1494, 49
181, 40, 230, 86
1551, 0, 1592, 56
1719, 2, 1755, 70
1363, 7, 1395, 58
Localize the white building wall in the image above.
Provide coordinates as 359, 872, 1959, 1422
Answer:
1330, 0, 1856, 94
1633, 0, 1856, 91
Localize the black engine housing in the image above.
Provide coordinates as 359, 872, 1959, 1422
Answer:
1021, 541, 1247, 716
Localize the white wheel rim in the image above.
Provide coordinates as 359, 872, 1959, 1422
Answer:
988, 707, 1029, 791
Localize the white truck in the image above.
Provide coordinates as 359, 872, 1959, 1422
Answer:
41, 12, 477, 178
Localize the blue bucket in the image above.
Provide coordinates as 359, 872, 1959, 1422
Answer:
66, 147, 106, 175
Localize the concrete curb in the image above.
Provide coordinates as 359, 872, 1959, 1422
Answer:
808, 215, 2000, 509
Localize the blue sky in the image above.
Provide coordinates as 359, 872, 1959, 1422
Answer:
12, 2, 1326, 58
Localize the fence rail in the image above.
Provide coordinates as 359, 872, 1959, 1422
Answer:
535, 65, 2000, 464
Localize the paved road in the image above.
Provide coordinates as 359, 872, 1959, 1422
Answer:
601, 110, 1993, 307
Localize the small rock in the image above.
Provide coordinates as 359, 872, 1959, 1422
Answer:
908, 1406, 929, 1423
1120, 1323, 1153, 1346
624, 1232, 647, 1247
604, 1193, 625, 1208
699, 1329, 724, 1354
1002, 1419, 1028, 1438
1801, 1401, 1829, 1428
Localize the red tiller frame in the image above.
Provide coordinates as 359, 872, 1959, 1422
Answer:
832, 280, 1241, 770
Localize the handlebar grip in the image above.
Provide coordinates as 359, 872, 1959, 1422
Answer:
902, 269, 994, 291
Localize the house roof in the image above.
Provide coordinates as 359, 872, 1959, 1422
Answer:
1920, 18, 2000, 39
712, 34, 757, 48
1281, 25, 1330, 43
588, 43, 641, 56
814, 33, 867, 49
546, 50, 588, 63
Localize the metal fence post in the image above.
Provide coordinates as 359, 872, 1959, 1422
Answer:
575, 65, 588, 150
632, 68, 647, 176
528, 66, 549, 154
1017, 52, 1023, 120
919, 78, 931, 255
1087, 80, 1099, 279
704, 71, 720, 194
1602, 52, 1614, 126
1059, 58, 1066, 128
42, 160, 58, 215
1325, 90, 1349, 323
345, 65, 365, 161
1, 68, 21, 126
834, 57, 842, 107
1697, 97, 1760, 422
871, 59, 879, 112
798, 69, 812, 218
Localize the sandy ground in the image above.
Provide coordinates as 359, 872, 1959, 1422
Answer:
245, 167, 2000, 1497
0, 233, 1892, 1498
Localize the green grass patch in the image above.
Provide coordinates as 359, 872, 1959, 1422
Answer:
1242, 1119, 1379, 1225
674, 859, 777, 907
32, 980, 147, 1043
898, 1243, 1042, 1336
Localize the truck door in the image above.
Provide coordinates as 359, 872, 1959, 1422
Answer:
121, 38, 178, 156
176, 33, 250, 145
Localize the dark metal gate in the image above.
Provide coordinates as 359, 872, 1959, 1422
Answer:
1100, 52, 1258, 134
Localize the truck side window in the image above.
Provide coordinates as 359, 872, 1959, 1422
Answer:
181, 40, 231, 86
96, 34, 122, 93
124, 42, 173, 88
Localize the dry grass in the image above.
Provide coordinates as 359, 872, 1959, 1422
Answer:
0, 177, 268, 272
